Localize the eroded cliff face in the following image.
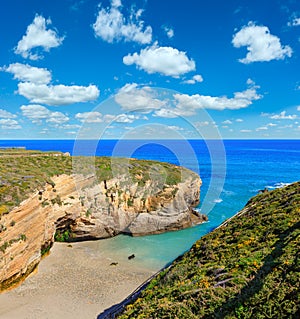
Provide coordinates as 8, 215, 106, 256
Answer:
0, 171, 203, 290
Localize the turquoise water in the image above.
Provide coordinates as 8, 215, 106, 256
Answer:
1, 139, 299, 270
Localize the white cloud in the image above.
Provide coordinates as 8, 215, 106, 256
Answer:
267, 123, 277, 127
3, 63, 51, 84
183, 74, 203, 84
123, 42, 196, 77
173, 84, 261, 114
167, 125, 183, 131
163, 26, 174, 38
232, 21, 292, 63
111, 0, 121, 7
297, 106, 300, 111
153, 82, 261, 118
75, 111, 141, 125
288, 17, 300, 27
115, 113, 140, 123
240, 129, 252, 133
236, 118, 243, 122
153, 108, 177, 118
15, 14, 64, 60
256, 126, 268, 131
115, 83, 165, 112
3, 63, 99, 107
18, 82, 99, 106
93, 0, 152, 44
21, 104, 69, 124
0, 119, 21, 130
75, 112, 103, 123
46, 111, 69, 124
0, 109, 16, 118
194, 121, 210, 127
270, 111, 297, 120
61, 124, 81, 129
222, 120, 233, 124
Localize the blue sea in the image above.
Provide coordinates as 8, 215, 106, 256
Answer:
1, 139, 299, 270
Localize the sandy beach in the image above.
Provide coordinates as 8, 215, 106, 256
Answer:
0, 241, 156, 319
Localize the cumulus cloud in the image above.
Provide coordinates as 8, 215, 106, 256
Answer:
2, 63, 51, 84
21, 104, 69, 124
15, 14, 64, 60
240, 129, 252, 133
75, 111, 104, 123
3, 63, 100, 107
0, 109, 17, 118
232, 21, 292, 63
115, 83, 165, 112
153, 108, 177, 118
114, 113, 140, 123
256, 126, 268, 131
222, 120, 233, 124
163, 26, 174, 38
93, 0, 152, 44
172, 83, 261, 114
0, 119, 21, 130
183, 74, 203, 84
123, 42, 196, 77
18, 83, 99, 106
236, 118, 243, 122
288, 17, 300, 27
270, 111, 297, 120
75, 110, 141, 125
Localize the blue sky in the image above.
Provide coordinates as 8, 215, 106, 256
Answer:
0, 0, 299, 139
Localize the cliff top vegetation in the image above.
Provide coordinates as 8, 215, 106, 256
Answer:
0, 149, 194, 216
118, 182, 300, 319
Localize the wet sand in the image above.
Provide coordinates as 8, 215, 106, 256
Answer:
0, 241, 156, 319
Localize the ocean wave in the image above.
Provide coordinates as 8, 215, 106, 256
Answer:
265, 182, 291, 190
213, 198, 223, 203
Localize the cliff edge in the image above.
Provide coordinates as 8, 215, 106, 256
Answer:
0, 152, 204, 290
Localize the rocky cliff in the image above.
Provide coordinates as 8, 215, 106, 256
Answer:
0, 155, 203, 290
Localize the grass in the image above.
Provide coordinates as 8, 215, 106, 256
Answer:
118, 182, 300, 319
0, 150, 190, 218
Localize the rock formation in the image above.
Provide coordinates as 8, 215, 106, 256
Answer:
0, 164, 203, 290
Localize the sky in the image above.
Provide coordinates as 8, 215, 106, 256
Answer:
0, 0, 300, 139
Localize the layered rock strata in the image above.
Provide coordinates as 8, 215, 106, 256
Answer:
0, 169, 203, 290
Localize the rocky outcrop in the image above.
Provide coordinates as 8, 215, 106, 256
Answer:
0, 167, 203, 290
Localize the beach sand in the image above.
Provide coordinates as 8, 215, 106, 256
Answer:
0, 241, 156, 319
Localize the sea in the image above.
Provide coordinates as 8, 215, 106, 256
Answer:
1, 139, 299, 270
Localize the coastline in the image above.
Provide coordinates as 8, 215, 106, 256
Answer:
0, 241, 156, 319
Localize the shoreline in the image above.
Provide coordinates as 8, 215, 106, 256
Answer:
0, 241, 157, 319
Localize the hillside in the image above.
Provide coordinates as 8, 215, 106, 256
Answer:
117, 182, 300, 319
0, 150, 204, 290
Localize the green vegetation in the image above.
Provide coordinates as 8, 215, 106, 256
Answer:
0, 233, 27, 253
0, 151, 72, 214
0, 150, 187, 216
41, 242, 52, 256
118, 182, 300, 319
54, 229, 73, 242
